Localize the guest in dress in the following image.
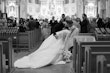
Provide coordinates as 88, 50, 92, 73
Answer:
41, 19, 50, 40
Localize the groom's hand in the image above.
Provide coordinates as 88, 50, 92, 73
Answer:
53, 32, 58, 39
54, 35, 58, 39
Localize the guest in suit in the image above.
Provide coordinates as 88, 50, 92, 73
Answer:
96, 14, 104, 28
27, 16, 36, 31
81, 14, 89, 33
49, 16, 58, 34
35, 19, 40, 29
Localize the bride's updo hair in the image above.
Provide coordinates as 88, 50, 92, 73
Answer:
66, 20, 73, 27
65, 16, 73, 27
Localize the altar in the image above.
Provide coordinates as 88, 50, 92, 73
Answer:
37, 0, 77, 20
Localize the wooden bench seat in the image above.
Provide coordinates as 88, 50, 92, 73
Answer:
73, 35, 95, 73
74, 41, 110, 73
84, 46, 110, 73
0, 27, 18, 73
0, 43, 6, 73
95, 28, 110, 41
0, 39, 14, 73
13, 28, 42, 51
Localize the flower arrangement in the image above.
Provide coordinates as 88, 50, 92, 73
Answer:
62, 50, 72, 63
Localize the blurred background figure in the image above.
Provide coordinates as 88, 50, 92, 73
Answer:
80, 14, 90, 33
89, 18, 97, 33
49, 16, 58, 34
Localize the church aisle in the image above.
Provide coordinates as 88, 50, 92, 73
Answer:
13, 40, 43, 65
12, 40, 74, 73
13, 62, 74, 73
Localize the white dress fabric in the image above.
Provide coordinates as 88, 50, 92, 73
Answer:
14, 26, 79, 69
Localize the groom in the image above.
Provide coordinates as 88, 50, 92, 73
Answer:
53, 14, 66, 37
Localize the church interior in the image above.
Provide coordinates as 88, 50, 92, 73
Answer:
0, 0, 110, 73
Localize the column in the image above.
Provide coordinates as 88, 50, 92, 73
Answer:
106, 0, 110, 17
100, 0, 106, 18
76, 0, 83, 19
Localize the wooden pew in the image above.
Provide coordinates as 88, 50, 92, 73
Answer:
0, 44, 1, 73
0, 43, 6, 73
95, 28, 110, 41
84, 45, 110, 73
96, 55, 108, 73
73, 35, 95, 73
0, 27, 18, 73
105, 28, 110, 34
75, 41, 110, 73
13, 28, 42, 51
0, 39, 14, 73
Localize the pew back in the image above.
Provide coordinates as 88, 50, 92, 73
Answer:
73, 35, 95, 73
0, 39, 14, 73
84, 46, 110, 73
95, 28, 110, 41
75, 41, 110, 73
13, 28, 42, 50
0, 44, 3, 73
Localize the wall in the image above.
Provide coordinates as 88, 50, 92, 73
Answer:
27, 0, 40, 19
106, 0, 110, 17
20, 0, 27, 19
64, 2, 77, 17
76, 0, 83, 19
6, 0, 18, 18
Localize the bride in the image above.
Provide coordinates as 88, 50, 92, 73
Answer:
14, 18, 80, 68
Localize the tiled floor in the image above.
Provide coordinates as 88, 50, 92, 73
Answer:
12, 41, 75, 73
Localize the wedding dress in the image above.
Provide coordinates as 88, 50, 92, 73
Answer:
14, 26, 79, 68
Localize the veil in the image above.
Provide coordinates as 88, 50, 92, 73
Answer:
62, 25, 80, 61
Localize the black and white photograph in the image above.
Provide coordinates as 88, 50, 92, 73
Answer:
0, 0, 110, 73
